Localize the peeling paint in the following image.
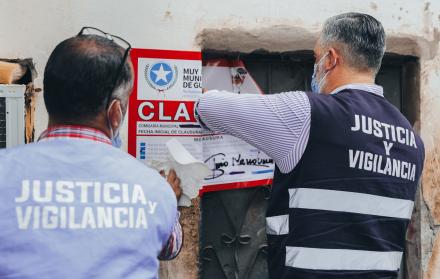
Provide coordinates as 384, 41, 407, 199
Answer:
164, 11, 173, 20
425, 2, 431, 12
196, 26, 317, 53
422, 151, 440, 225
424, 230, 440, 278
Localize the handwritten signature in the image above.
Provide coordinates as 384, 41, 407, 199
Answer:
204, 152, 274, 180
204, 153, 227, 180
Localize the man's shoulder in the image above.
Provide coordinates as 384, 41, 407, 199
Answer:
0, 141, 38, 160
0, 140, 160, 181
111, 148, 169, 182
0, 139, 175, 197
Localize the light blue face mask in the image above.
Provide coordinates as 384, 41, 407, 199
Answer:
311, 53, 330, 94
107, 100, 124, 149
111, 132, 122, 148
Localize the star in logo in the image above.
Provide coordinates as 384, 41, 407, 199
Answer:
145, 61, 177, 91
152, 64, 171, 83
149, 62, 174, 87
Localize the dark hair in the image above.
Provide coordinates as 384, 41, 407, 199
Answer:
43, 35, 132, 121
321, 13, 386, 73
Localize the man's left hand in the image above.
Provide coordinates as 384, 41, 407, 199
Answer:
160, 169, 182, 200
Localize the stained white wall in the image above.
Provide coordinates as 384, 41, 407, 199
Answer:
2, 0, 440, 277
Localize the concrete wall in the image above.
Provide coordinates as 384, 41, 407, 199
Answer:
2, 0, 440, 278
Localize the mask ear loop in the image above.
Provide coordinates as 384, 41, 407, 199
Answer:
107, 99, 119, 139
322, 51, 337, 74
329, 56, 337, 71
316, 52, 338, 93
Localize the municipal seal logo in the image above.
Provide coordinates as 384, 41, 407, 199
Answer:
145, 62, 178, 91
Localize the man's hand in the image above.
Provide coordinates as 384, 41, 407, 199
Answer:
160, 169, 182, 200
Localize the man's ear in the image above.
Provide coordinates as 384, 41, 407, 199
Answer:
325, 48, 339, 71
107, 99, 122, 131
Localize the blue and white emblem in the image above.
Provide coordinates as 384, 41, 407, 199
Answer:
145, 61, 178, 91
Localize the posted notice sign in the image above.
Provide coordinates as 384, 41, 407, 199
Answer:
128, 49, 274, 194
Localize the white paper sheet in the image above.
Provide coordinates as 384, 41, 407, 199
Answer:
149, 138, 211, 206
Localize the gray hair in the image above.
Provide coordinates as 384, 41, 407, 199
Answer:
111, 77, 133, 106
320, 13, 386, 74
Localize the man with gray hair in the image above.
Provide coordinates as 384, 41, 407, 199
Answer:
196, 13, 425, 278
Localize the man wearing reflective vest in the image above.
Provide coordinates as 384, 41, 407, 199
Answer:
196, 13, 425, 278
0, 28, 182, 278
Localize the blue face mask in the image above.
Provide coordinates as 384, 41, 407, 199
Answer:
111, 133, 122, 148
107, 100, 124, 149
311, 64, 320, 93
311, 53, 330, 94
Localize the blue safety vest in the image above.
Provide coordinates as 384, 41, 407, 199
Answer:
266, 89, 425, 279
0, 138, 177, 279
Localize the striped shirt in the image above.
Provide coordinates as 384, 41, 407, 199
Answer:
196, 84, 384, 173
39, 125, 183, 260
39, 125, 112, 145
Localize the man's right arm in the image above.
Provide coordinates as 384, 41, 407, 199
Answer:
196, 90, 312, 173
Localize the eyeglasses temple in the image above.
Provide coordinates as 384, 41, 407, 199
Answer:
106, 48, 131, 108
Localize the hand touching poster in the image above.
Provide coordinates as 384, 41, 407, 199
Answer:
200, 59, 274, 192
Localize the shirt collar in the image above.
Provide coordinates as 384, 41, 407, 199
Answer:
38, 125, 112, 145
330, 83, 384, 97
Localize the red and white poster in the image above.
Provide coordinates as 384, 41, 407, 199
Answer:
128, 49, 274, 194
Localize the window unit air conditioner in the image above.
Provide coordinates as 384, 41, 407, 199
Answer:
0, 85, 25, 149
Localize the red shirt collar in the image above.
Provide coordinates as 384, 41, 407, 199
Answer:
38, 125, 112, 145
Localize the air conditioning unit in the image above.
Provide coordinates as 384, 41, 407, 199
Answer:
0, 85, 25, 148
